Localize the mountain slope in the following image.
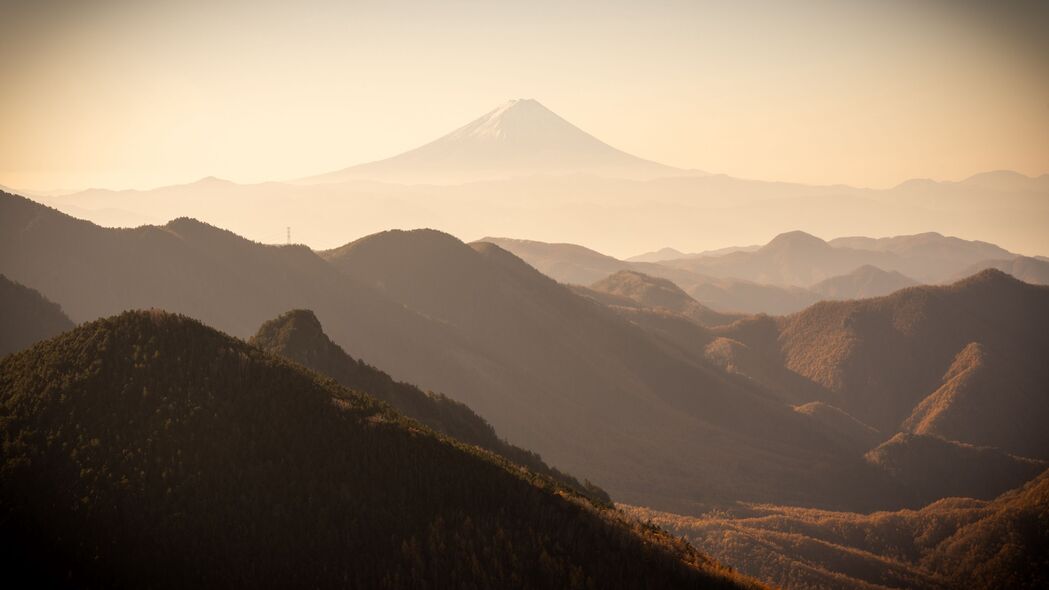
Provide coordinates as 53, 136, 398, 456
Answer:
251, 308, 608, 502
0, 274, 74, 356
590, 270, 741, 327
954, 256, 1049, 286
719, 270, 1049, 444
662, 231, 903, 287
864, 433, 1046, 506
322, 229, 898, 513
829, 232, 1015, 282
792, 402, 882, 452
901, 342, 1049, 458
626, 468, 1049, 590
481, 236, 821, 314
810, 265, 918, 300
0, 190, 506, 429
1, 193, 896, 513
479, 236, 629, 285
629, 247, 689, 262
0, 311, 760, 589
301, 99, 684, 184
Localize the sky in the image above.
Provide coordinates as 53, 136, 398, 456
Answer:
1, 0, 1047, 191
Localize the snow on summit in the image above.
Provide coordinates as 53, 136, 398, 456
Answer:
300, 99, 688, 185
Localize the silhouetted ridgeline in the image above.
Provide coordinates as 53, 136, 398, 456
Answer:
0, 311, 762, 589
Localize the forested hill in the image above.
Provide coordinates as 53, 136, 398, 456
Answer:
251, 308, 610, 503
0, 310, 762, 590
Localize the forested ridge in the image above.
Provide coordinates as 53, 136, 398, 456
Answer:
0, 310, 762, 589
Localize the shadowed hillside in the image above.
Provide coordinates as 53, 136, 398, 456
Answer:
901, 342, 1049, 458
0, 274, 74, 356
865, 433, 1046, 506
251, 309, 609, 503
718, 270, 1049, 453
0, 311, 762, 589
793, 402, 882, 453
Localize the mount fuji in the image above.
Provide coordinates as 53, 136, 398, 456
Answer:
299, 99, 692, 184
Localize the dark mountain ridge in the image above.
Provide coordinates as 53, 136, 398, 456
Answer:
0, 310, 760, 589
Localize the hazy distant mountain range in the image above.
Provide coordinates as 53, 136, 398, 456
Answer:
485, 230, 1049, 315
21, 99, 1049, 259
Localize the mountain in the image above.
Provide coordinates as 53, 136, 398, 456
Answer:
830, 231, 1012, 266
628, 246, 689, 263
956, 170, 1049, 192
900, 342, 1049, 459
660, 231, 904, 287
251, 308, 608, 502
589, 270, 741, 327
477, 236, 628, 285
953, 256, 1049, 286
628, 245, 763, 263
685, 278, 820, 315
0, 274, 74, 356
0, 190, 486, 391
0, 193, 898, 514
40, 160, 1049, 262
320, 228, 905, 513
483, 231, 1043, 313
864, 433, 1046, 505
0, 310, 761, 589
792, 401, 882, 452
626, 467, 1049, 590
481, 236, 822, 315
300, 99, 687, 184
5, 192, 1043, 517
715, 270, 1049, 455
810, 265, 919, 300
828, 232, 1018, 283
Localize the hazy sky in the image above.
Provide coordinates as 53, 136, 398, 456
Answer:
2, 0, 1047, 191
